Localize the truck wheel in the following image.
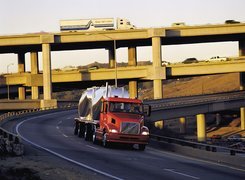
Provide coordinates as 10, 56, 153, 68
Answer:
84, 124, 92, 141
139, 144, 146, 151
78, 123, 85, 138
92, 131, 97, 144
74, 122, 79, 135
102, 133, 109, 148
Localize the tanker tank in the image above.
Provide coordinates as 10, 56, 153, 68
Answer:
78, 86, 129, 121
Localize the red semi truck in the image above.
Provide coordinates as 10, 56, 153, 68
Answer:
74, 85, 150, 150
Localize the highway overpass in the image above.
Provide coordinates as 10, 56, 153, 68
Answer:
0, 22, 245, 106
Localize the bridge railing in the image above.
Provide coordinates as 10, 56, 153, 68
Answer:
150, 134, 245, 156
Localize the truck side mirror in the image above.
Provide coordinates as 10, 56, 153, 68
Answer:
143, 104, 151, 117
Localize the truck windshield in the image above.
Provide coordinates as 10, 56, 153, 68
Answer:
109, 102, 143, 114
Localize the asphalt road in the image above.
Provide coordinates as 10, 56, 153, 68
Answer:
15, 110, 245, 180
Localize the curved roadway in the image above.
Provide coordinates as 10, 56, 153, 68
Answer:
15, 110, 245, 180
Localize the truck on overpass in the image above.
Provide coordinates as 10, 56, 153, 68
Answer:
60, 18, 135, 31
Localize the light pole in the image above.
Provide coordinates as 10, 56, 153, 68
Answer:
7, 63, 14, 100
86, 32, 118, 87
113, 40, 118, 88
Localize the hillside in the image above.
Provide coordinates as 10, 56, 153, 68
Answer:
139, 72, 240, 99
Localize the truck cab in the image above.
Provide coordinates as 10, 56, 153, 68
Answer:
95, 97, 150, 150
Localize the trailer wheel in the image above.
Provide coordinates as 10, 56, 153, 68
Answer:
138, 144, 146, 151
102, 133, 109, 148
84, 125, 91, 141
78, 123, 85, 138
74, 121, 79, 135
92, 131, 97, 144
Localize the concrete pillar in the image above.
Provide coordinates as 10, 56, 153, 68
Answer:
179, 117, 186, 134
42, 43, 52, 100
196, 114, 206, 142
128, 46, 138, 98
241, 107, 245, 130
30, 52, 39, 99
239, 40, 245, 130
154, 120, 164, 129
18, 52, 26, 100
239, 40, 245, 56
108, 46, 115, 68
152, 36, 163, 99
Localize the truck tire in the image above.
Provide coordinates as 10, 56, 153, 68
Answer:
139, 144, 146, 151
84, 124, 92, 141
78, 123, 85, 138
102, 133, 109, 148
74, 122, 79, 135
92, 131, 98, 144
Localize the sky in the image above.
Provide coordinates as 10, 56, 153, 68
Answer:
0, 0, 245, 74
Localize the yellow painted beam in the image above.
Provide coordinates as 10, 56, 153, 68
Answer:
169, 60, 245, 76
1, 23, 245, 47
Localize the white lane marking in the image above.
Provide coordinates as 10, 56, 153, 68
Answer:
58, 120, 62, 125
164, 169, 200, 179
148, 146, 245, 172
86, 145, 99, 150
16, 114, 123, 180
56, 126, 60, 129
62, 134, 68, 138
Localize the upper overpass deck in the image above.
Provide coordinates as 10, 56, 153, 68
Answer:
1, 22, 245, 53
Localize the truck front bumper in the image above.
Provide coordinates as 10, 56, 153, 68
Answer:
106, 133, 149, 145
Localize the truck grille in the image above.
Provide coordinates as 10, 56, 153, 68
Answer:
120, 122, 140, 135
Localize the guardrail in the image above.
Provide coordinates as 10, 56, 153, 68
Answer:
0, 102, 77, 157
0, 127, 24, 156
150, 134, 245, 156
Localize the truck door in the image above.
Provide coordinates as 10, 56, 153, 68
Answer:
100, 101, 108, 129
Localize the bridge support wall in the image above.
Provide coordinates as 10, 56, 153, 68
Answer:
196, 114, 206, 142
128, 46, 138, 98
30, 52, 39, 99
18, 52, 26, 100
152, 36, 163, 99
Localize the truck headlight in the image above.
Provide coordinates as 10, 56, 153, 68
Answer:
142, 131, 149, 136
109, 129, 118, 133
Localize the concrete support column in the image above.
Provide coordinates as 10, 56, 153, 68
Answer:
241, 107, 245, 130
108, 46, 115, 68
239, 40, 245, 57
239, 40, 245, 130
152, 36, 163, 99
196, 114, 206, 142
179, 117, 186, 134
128, 46, 138, 98
154, 120, 164, 129
42, 43, 52, 100
30, 52, 39, 99
18, 52, 26, 100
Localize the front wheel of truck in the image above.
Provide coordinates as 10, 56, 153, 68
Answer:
102, 133, 109, 148
139, 144, 146, 151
